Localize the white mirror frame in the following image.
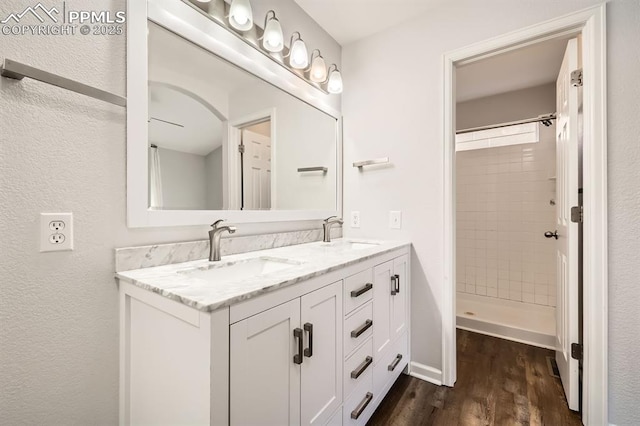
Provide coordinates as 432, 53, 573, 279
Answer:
127, 0, 343, 227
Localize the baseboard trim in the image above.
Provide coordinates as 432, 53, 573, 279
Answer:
409, 362, 442, 386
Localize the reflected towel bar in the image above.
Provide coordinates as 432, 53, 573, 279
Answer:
353, 157, 389, 168
298, 166, 328, 173
1, 58, 127, 107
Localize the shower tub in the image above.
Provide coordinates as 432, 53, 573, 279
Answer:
456, 292, 556, 349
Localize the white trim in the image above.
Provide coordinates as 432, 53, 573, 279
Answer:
442, 5, 607, 425
126, 0, 341, 228
409, 362, 442, 386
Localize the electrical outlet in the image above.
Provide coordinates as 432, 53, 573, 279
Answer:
350, 211, 361, 228
40, 213, 73, 252
389, 211, 402, 229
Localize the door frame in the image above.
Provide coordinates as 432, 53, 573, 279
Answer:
225, 108, 277, 210
441, 5, 607, 425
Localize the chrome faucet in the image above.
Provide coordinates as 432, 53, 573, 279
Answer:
323, 216, 344, 242
209, 220, 237, 261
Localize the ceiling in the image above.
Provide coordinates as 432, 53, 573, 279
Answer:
148, 84, 224, 156
456, 36, 572, 102
294, 2, 571, 101
293, 0, 444, 45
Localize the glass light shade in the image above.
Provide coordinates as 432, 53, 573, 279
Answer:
262, 18, 283, 52
309, 54, 327, 83
229, 0, 253, 31
289, 39, 309, 69
327, 69, 343, 94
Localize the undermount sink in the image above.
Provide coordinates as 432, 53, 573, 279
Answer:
180, 257, 300, 282
319, 240, 380, 250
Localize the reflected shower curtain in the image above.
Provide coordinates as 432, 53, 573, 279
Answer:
149, 145, 163, 210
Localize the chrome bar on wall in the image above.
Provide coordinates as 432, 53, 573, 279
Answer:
353, 157, 389, 168
456, 113, 556, 134
297, 166, 328, 173
0, 58, 127, 107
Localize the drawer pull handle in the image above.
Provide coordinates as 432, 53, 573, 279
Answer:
350, 283, 373, 298
304, 323, 313, 358
351, 392, 374, 420
351, 319, 373, 338
350, 356, 373, 379
391, 274, 400, 295
388, 354, 403, 371
293, 328, 303, 365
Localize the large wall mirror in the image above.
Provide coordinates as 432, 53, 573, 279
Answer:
127, 0, 342, 227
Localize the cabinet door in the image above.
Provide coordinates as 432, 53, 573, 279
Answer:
301, 281, 343, 426
230, 299, 301, 426
391, 255, 409, 340
373, 260, 393, 358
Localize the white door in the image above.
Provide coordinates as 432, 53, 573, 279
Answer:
391, 255, 409, 340
230, 299, 301, 425
373, 260, 393, 358
300, 282, 343, 426
555, 38, 580, 411
242, 129, 271, 210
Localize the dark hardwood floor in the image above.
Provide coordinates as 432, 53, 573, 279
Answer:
367, 330, 581, 426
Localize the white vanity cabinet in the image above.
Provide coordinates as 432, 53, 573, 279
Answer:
230, 281, 343, 426
118, 243, 410, 426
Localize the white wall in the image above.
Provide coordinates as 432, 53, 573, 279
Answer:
158, 147, 208, 210
342, 1, 640, 423
0, 0, 341, 423
205, 147, 224, 210
230, 83, 338, 211
457, 83, 556, 130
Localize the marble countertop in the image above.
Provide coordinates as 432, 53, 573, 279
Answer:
116, 238, 410, 312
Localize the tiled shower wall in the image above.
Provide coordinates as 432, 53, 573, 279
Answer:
456, 125, 557, 307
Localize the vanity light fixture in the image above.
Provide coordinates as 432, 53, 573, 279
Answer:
287, 32, 309, 69
326, 64, 343, 94
228, 0, 253, 31
309, 49, 327, 83
261, 10, 283, 53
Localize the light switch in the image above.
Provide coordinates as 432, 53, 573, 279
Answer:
389, 211, 402, 229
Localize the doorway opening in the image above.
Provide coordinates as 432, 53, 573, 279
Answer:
442, 6, 607, 425
225, 109, 276, 211
238, 119, 273, 210
454, 35, 581, 411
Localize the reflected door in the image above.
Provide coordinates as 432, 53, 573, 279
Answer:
242, 129, 272, 210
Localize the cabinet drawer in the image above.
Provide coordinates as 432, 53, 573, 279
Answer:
344, 337, 373, 398
342, 368, 374, 426
373, 332, 408, 398
344, 302, 373, 358
344, 269, 373, 315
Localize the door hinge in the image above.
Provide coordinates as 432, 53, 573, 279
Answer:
571, 69, 583, 87
238, 144, 245, 154
571, 206, 583, 223
571, 343, 583, 360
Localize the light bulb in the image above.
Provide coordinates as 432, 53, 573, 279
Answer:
289, 38, 309, 69
327, 68, 343, 94
262, 15, 283, 52
309, 53, 327, 83
229, 0, 253, 31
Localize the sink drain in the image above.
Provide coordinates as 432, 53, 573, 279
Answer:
464, 311, 475, 316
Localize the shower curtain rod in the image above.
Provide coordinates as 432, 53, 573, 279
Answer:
456, 113, 556, 134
